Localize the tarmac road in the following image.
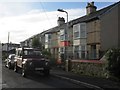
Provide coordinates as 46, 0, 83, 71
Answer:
2, 63, 88, 89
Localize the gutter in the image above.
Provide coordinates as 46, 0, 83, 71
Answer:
52, 74, 104, 90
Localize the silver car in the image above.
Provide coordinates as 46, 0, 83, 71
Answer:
5, 54, 15, 69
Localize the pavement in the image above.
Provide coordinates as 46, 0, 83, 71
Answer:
51, 66, 120, 89
0, 43, 2, 90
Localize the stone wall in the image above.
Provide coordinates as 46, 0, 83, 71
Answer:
69, 60, 109, 78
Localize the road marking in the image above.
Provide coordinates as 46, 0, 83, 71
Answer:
1, 83, 8, 88
53, 74, 104, 90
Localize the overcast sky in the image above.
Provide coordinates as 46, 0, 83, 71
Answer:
0, 1, 115, 44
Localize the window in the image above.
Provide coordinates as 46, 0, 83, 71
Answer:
60, 47, 64, 53
45, 34, 48, 42
74, 46, 80, 59
23, 49, 42, 56
73, 24, 80, 39
81, 45, 85, 51
60, 29, 65, 41
80, 23, 86, 38
17, 50, 22, 57
48, 34, 51, 39
80, 45, 86, 59
60, 35, 65, 41
74, 32, 79, 38
60, 29, 65, 35
74, 46, 79, 52
45, 34, 51, 42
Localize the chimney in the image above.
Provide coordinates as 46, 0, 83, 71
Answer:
57, 17, 65, 26
86, 1, 97, 15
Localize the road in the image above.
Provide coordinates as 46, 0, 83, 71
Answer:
2, 63, 88, 89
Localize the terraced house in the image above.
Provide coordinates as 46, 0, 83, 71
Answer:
44, 17, 73, 61
21, 1, 120, 62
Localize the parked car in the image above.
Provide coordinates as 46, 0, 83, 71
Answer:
5, 54, 15, 69
14, 47, 50, 77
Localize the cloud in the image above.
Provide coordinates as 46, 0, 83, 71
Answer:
0, 5, 85, 44
0, 3, 32, 17
0, 0, 119, 2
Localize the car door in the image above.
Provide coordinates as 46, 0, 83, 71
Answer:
11, 55, 15, 64
17, 50, 22, 68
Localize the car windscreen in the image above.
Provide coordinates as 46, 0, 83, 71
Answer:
11, 55, 15, 60
8, 55, 15, 60
23, 49, 43, 58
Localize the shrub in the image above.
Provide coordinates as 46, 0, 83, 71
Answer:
105, 48, 120, 79
42, 50, 56, 67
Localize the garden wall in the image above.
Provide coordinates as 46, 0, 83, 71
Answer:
69, 60, 109, 78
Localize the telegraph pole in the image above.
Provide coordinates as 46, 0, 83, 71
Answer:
57, 9, 69, 60
7, 32, 10, 56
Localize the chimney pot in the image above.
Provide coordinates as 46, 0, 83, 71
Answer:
57, 17, 65, 26
86, 1, 97, 15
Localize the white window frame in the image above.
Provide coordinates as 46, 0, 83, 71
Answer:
60, 29, 65, 35
80, 23, 86, 38
60, 29, 65, 41
73, 24, 80, 39
45, 34, 51, 43
60, 47, 65, 53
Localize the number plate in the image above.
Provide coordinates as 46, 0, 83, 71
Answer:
35, 68, 44, 70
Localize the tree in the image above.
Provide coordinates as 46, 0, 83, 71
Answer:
32, 37, 42, 50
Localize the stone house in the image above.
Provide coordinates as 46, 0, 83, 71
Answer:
20, 1, 120, 61
68, 1, 120, 59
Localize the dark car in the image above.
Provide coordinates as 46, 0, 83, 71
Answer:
14, 47, 50, 77
5, 54, 15, 69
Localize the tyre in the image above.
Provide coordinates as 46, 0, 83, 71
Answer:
43, 69, 50, 76
5, 63, 7, 68
22, 65, 27, 77
8, 63, 11, 69
14, 63, 18, 72
5, 61, 8, 68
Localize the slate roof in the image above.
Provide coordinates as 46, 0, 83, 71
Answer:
45, 1, 120, 33
69, 1, 120, 26
20, 1, 120, 43
44, 24, 66, 34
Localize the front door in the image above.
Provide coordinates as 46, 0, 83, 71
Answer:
91, 45, 96, 59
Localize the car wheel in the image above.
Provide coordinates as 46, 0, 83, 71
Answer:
14, 63, 18, 72
22, 65, 27, 77
5, 63, 7, 68
8, 63, 11, 69
43, 69, 50, 76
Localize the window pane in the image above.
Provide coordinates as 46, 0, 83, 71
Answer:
73, 24, 80, 39
81, 31, 85, 38
60, 29, 65, 35
74, 32, 79, 38
48, 34, 51, 39
60, 47, 64, 52
74, 46, 79, 51
81, 45, 85, 51
80, 23, 86, 38
60, 35, 65, 41
73, 24, 80, 32
45, 34, 48, 42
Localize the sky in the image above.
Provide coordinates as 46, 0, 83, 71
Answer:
0, 1, 117, 44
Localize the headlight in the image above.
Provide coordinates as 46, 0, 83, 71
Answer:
29, 62, 33, 66
9, 60, 11, 62
45, 62, 48, 66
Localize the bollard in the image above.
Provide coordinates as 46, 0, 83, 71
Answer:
65, 60, 68, 72
68, 59, 71, 71
65, 59, 71, 72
